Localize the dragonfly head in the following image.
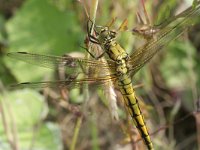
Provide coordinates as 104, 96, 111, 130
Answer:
87, 20, 117, 46
96, 26, 117, 45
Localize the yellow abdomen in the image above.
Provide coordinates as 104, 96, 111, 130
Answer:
118, 74, 154, 149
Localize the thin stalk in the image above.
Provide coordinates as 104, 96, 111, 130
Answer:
0, 97, 19, 150
83, 0, 99, 110
0, 99, 13, 149
168, 99, 181, 145
90, 114, 100, 150
69, 116, 83, 150
90, 0, 99, 22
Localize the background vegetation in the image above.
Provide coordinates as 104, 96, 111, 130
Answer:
0, 0, 200, 150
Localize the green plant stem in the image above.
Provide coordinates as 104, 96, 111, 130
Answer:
83, 0, 99, 110
168, 100, 181, 144
90, 114, 100, 150
69, 116, 83, 150
90, 0, 99, 22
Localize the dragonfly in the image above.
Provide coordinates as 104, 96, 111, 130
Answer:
132, 0, 200, 40
7, 2, 200, 150
132, 0, 160, 40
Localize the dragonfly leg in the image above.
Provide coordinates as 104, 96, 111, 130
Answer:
80, 45, 106, 60
87, 20, 100, 44
88, 34, 100, 44
86, 19, 107, 59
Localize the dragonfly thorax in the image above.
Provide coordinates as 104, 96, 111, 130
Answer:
106, 41, 128, 61
97, 27, 117, 47
96, 27, 129, 75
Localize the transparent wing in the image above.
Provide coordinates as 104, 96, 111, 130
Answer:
10, 75, 118, 89
128, 2, 200, 76
7, 52, 118, 89
7, 52, 116, 77
132, 1, 200, 39
155, 1, 200, 29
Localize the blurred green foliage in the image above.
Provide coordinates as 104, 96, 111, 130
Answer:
0, 89, 62, 150
4, 0, 84, 82
0, 0, 199, 150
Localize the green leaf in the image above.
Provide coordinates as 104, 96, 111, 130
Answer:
155, 0, 178, 25
0, 90, 62, 150
0, 57, 16, 85
193, 0, 198, 8
31, 122, 63, 150
6, 0, 83, 54
161, 40, 196, 89
0, 89, 47, 128
4, 0, 84, 82
0, 14, 6, 42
